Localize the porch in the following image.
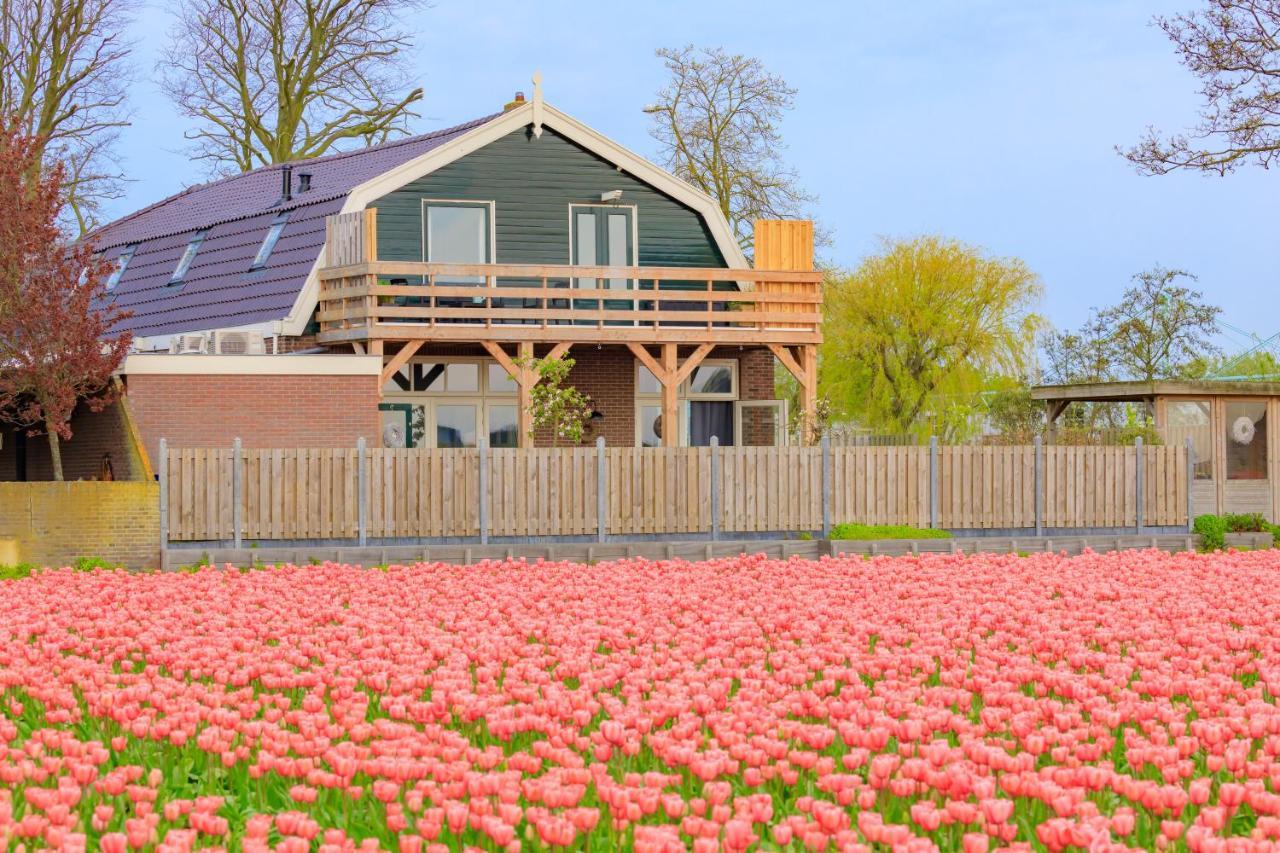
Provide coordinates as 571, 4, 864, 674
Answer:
316, 211, 823, 445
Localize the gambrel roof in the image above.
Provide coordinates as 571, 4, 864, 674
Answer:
90, 102, 747, 340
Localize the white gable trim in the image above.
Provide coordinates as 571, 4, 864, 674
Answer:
279, 102, 747, 336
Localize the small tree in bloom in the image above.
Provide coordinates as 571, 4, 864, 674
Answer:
517, 356, 594, 447
0, 123, 132, 480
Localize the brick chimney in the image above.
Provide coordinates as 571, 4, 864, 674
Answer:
503, 91, 526, 112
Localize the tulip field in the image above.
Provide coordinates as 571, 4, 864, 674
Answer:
4, 550, 1280, 852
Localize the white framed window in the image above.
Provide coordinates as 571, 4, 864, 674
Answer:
381, 357, 520, 448
422, 200, 495, 286
635, 359, 740, 446
251, 212, 289, 270
170, 230, 207, 285
106, 245, 136, 292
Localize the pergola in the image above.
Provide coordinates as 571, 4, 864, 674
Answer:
1032, 380, 1280, 518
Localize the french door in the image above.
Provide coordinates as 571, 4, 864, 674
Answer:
571, 205, 635, 323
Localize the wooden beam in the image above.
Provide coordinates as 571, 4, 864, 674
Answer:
518, 342, 535, 447
350, 341, 365, 355
626, 343, 671, 384
801, 345, 818, 445
480, 340, 522, 384
673, 343, 715, 387
546, 342, 573, 362
379, 341, 423, 389
767, 343, 806, 387
662, 344, 679, 448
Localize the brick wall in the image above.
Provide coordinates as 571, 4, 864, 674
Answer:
126, 373, 382, 462
0, 398, 148, 482
0, 482, 159, 570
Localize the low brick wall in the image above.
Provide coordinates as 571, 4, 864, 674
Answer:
0, 482, 160, 570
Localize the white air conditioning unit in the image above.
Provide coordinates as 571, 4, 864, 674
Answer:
170, 334, 209, 355
213, 330, 266, 355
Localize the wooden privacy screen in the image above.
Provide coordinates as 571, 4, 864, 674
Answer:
165, 443, 1190, 542
753, 220, 814, 328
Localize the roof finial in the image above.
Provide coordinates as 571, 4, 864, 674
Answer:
531, 70, 544, 139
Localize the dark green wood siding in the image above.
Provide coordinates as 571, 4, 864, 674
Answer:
370, 126, 727, 268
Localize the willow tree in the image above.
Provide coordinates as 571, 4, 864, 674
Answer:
159, 0, 425, 175
1123, 0, 1280, 174
821, 237, 1044, 439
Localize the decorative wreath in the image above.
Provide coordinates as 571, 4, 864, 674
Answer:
1231, 415, 1256, 446
382, 423, 406, 449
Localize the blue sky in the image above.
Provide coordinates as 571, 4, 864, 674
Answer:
114, 0, 1275, 348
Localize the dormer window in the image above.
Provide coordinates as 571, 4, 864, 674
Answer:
170, 230, 207, 285
251, 213, 289, 270
106, 245, 136, 292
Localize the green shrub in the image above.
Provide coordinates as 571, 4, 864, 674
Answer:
1194, 514, 1280, 550
1193, 514, 1228, 552
1223, 513, 1268, 533
72, 556, 118, 572
0, 563, 38, 581
829, 523, 952, 541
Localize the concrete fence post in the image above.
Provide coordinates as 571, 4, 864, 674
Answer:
232, 437, 242, 550
158, 437, 169, 557
356, 437, 367, 547
1135, 436, 1145, 533
477, 438, 489, 545
1185, 437, 1195, 532
596, 436, 607, 543
928, 435, 938, 530
710, 436, 721, 541
821, 434, 832, 539
1034, 435, 1043, 536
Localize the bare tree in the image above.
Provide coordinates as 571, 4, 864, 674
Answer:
0, 0, 134, 234
646, 46, 817, 253
1122, 0, 1280, 175
159, 0, 426, 175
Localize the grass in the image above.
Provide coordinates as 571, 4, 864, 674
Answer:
829, 523, 952, 541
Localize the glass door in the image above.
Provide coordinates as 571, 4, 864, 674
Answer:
571, 205, 634, 324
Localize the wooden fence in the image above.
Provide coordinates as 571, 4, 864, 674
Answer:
162, 440, 1190, 543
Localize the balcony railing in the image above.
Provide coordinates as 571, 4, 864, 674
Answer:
317, 211, 822, 346
317, 262, 823, 345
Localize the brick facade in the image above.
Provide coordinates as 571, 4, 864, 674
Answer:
126, 373, 382, 463
404, 344, 778, 447
0, 398, 148, 482
0, 482, 159, 570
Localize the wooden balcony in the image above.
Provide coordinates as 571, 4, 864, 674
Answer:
315, 211, 823, 348
317, 210, 824, 445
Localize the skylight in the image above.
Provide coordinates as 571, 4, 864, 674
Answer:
106, 245, 137, 292
251, 213, 289, 270
170, 230, 207, 285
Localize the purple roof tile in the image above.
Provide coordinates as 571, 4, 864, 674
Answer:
92, 114, 500, 337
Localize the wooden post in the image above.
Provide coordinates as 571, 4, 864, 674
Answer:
596, 436, 607, 542
661, 344, 679, 448
158, 437, 168, 561
710, 436, 721, 540
357, 437, 367, 546
1034, 435, 1043, 536
518, 342, 534, 447
478, 438, 489, 545
821, 434, 832, 539
801, 345, 818, 445
1186, 437, 1195, 532
928, 436, 938, 530
1135, 436, 1145, 533
232, 437, 242, 549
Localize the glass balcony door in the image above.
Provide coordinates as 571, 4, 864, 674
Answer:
571, 205, 635, 324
